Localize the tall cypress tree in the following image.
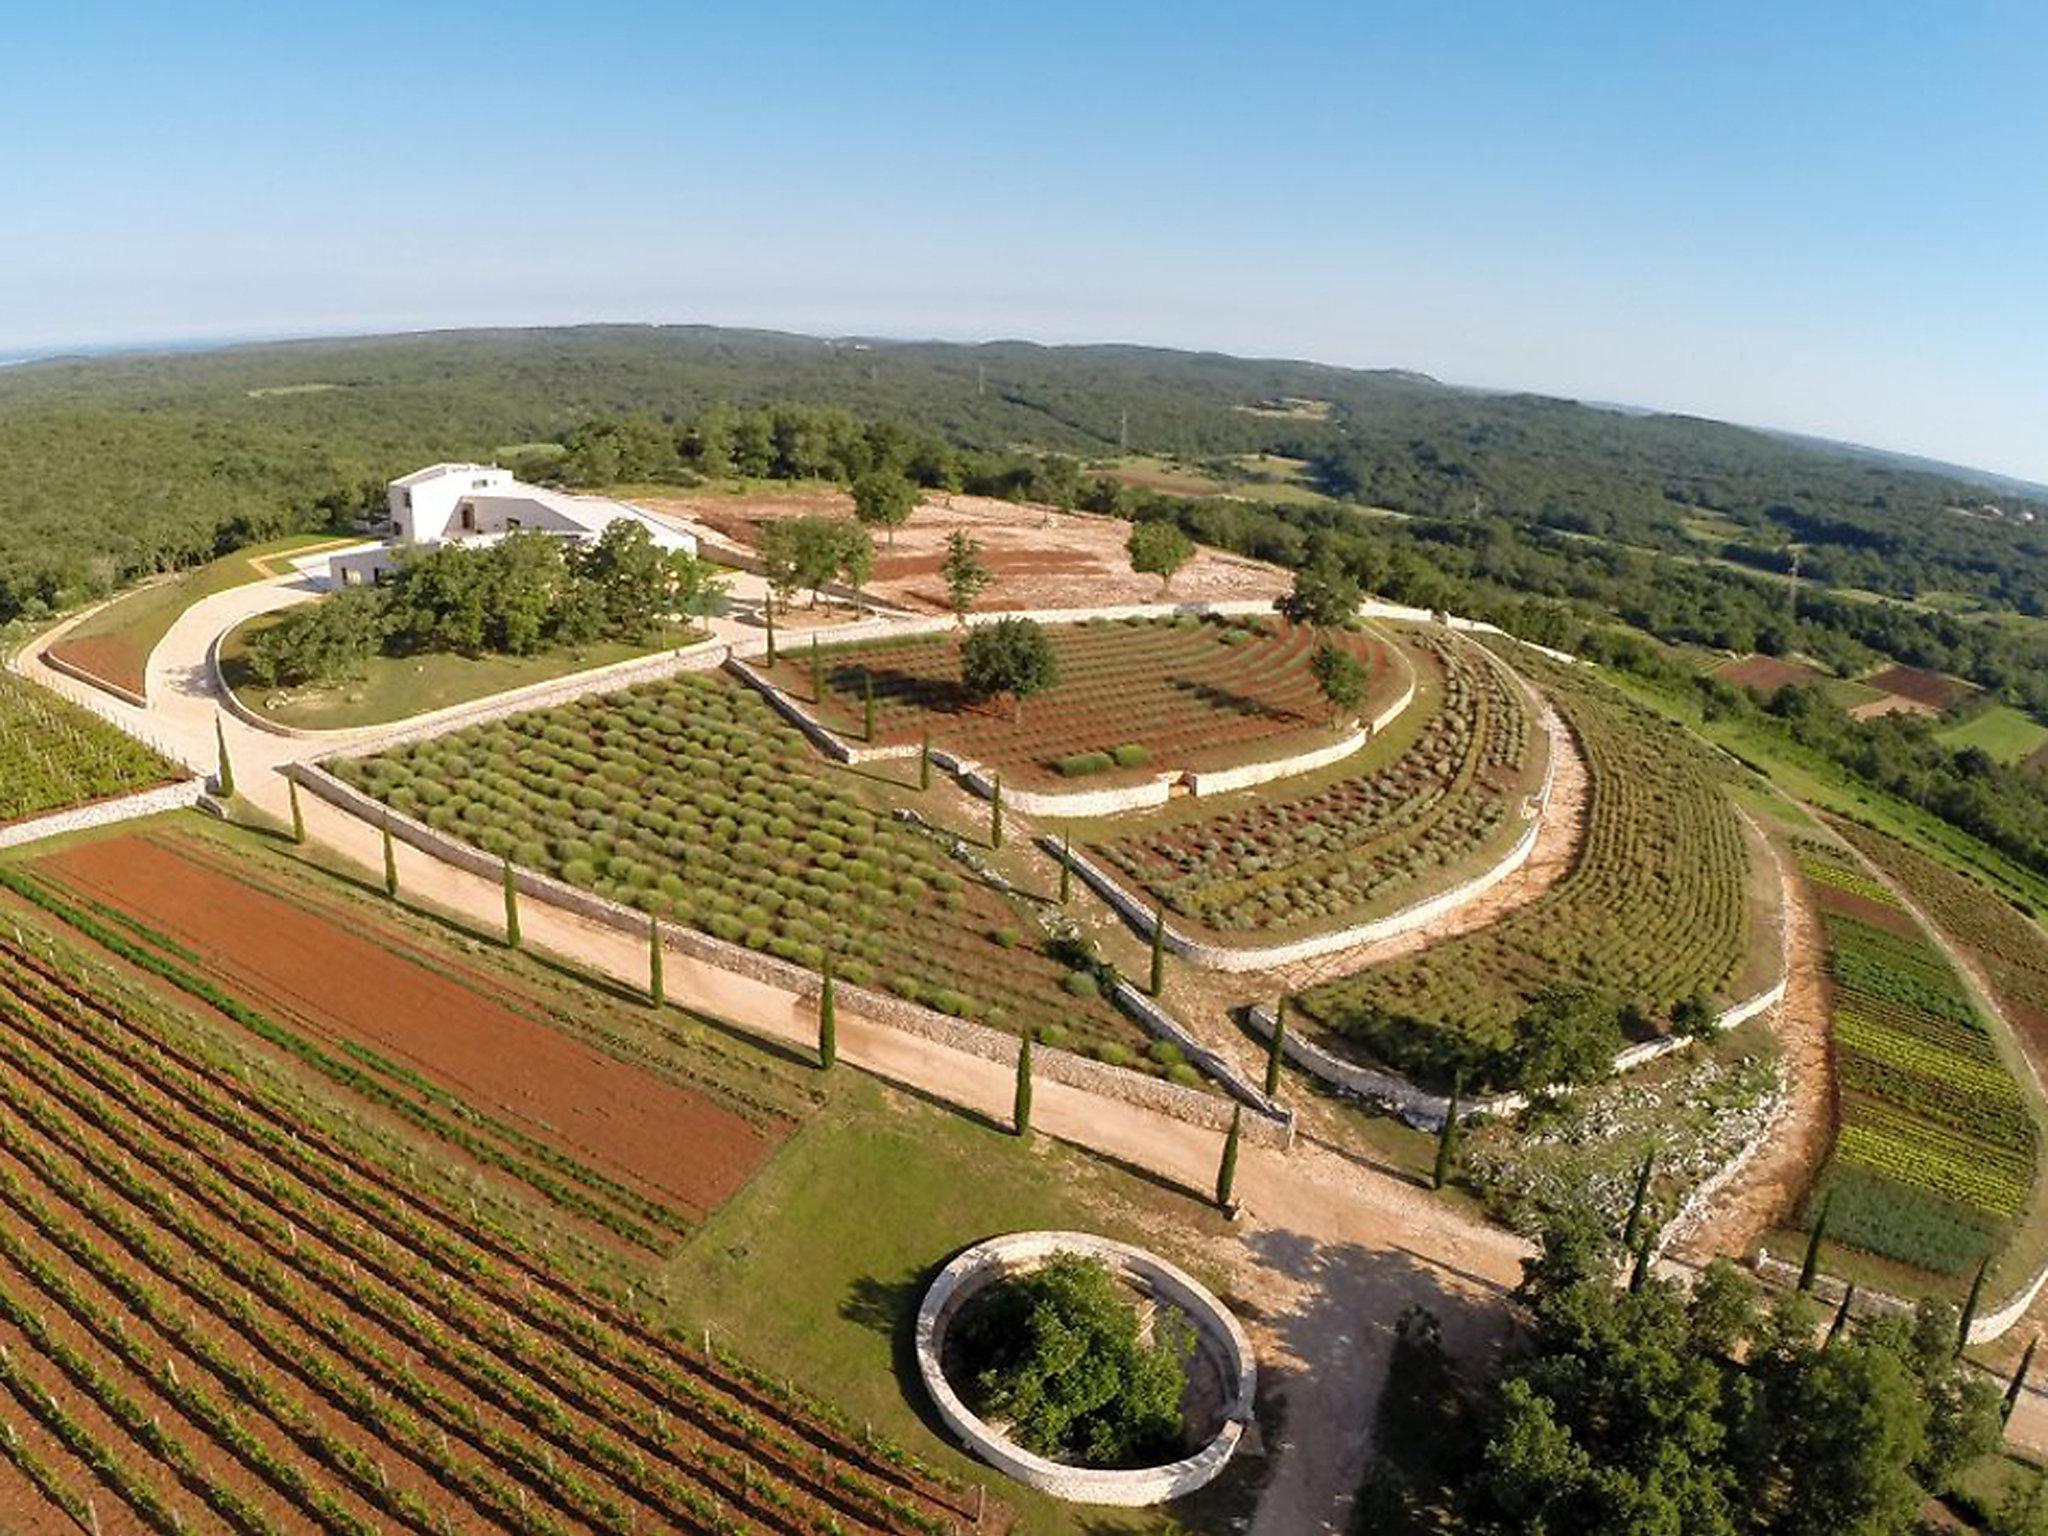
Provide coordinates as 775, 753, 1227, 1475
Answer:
1958, 1256, 1991, 1355
1149, 904, 1167, 996
1058, 831, 1073, 905
1432, 1071, 1464, 1191
1627, 1237, 1653, 1294
503, 858, 521, 949
990, 779, 1004, 849
649, 915, 666, 1007
381, 821, 398, 898
1013, 1033, 1033, 1136
819, 963, 838, 1070
1621, 1148, 1657, 1252
764, 602, 777, 664
288, 777, 306, 845
1215, 1106, 1243, 1210
1264, 998, 1287, 1098
919, 728, 932, 791
1797, 1191, 1832, 1292
214, 716, 236, 798
1826, 1283, 1857, 1347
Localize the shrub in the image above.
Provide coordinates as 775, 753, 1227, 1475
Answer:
1111, 743, 1151, 768
1056, 752, 1115, 778
1062, 970, 1101, 999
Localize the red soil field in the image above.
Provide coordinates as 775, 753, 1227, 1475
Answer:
43, 631, 148, 700
1862, 663, 1978, 713
765, 617, 1395, 786
41, 835, 779, 1222
1713, 653, 1828, 693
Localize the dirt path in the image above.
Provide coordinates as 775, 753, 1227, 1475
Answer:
1674, 871, 1834, 1261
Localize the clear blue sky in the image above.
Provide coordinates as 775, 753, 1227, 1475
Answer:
3, 1, 2043, 480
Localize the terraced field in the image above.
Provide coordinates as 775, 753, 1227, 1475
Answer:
757, 614, 1399, 787
1797, 847, 2039, 1276
1087, 630, 1546, 938
332, 672, 1174, 1073
1295, 648, 1753, 1089
0, 672, 180, 826
0, 928, 985, 1534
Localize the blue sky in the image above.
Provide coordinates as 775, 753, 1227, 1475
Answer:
3, 1, 2043, 480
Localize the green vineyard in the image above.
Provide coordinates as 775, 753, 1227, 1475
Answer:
0, 672, 180, 825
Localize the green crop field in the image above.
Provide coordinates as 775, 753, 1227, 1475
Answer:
1088, 630, 1545, 939
1293, 647, 1755, 1089
764, 613, 1399, 788
1936, 702, 2048, 763
334, 672, 1172, 1072
0, 672, 181, 825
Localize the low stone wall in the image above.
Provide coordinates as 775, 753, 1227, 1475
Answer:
1183, 726, 1368, 799
1111, 980, 1291, 1130
915, 1232, 1255, 1506
0, 778, 207, 852
288, 763, 1291, 1151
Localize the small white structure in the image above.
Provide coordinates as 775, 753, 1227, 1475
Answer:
328, 463, 695, 586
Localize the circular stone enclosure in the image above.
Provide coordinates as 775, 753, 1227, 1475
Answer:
914, 1231, 1256, 1506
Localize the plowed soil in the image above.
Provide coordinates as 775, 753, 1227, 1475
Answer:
41, 835, 779, 1220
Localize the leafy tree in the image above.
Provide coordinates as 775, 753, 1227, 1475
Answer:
961, 617, 1058, 721
1215, 1106, 1241, 1209
756, 519, 803, 615
836, 522, 875, 609
1127, 520, 1195, 594
1506, 986, 1617, 1093
942, 530, 993, 620
1013, 1032, 1032, 1135
958, 1254, 1192, 1466
851, 469, 920, 546
1275, 558, 1361, 630
1309, 640, 1368, 725
761, 515, 845, 607
818, 963, 837, 1070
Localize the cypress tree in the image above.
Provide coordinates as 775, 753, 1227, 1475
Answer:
862, 669, 876, 742
649, 915, 665, 1007
1826, 1283, 1857, 1347
214, 716, 236, 798
1058, 832, 1073, 904
381, 821, 398, 898
1432, 1071, 1463, 1191
919, 728, 932, 791
1012, 1033, 1033, 1136
1797, 1192, 1832, 1292
1621, 1147, 1657, 1252
1958, 1255, 1991, 1355
990, 779, 1004, 849
819, 963, 837, 1070
2004, 1333, 2038, 1421
1627, 1236, 1652, 1294
288, 777, 306, 845
764, 602, 777, 664
1215, 1106, 1242, 1210
1264, 998, 1287, 1098
503, 858, 521, 949
810, 634, 823, 702
1149, 903, 1167, 996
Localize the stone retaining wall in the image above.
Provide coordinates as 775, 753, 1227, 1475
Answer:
914, 1232, 1255, 1506
288, 763, 1292, 1151
0, 778, 207, 852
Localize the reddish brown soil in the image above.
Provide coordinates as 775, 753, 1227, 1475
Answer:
41, 835, 778, 1220
43, 631, 147, 699
1713, 654, 1828, 693
1863, 664, 1978, 713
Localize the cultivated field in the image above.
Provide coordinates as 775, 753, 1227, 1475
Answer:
643, 489, 1290, 613
0, 921, 987, 1535
1086, 630, 1546, 939
761, 615, 1396, 788
0, 672, 181, 827
332, 673, 1173, 1072
1936, 702, 2048, 764
1849, 662, 1980, 719
1793, 846, 2038, 1278
1712, 653, 1831, 694
1294, 648, 1758, 1089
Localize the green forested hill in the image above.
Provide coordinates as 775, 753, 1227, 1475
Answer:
0, 324, 2042, 628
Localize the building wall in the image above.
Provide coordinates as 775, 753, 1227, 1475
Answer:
388, 466, 511, 543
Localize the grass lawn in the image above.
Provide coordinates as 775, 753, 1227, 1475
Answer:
219, 618, 703, 729
46, 531, 360, 697
657, 1073, 1260, 1535
1939, 704, 2048, 764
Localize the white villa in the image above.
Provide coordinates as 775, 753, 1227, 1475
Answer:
327, 463, 696, 586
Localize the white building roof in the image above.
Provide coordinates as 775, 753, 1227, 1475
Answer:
391, 461, 501, 488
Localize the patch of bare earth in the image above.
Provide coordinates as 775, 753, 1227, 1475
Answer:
635, 489, 1291, 613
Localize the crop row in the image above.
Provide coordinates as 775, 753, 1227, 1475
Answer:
0, 671, 178, 825
1296, 647, 1751, 1089
1092, 630, 1537, 935
0, 931, 976, 1534
334, 672, 1154, 1064
773, 614, 1391, 781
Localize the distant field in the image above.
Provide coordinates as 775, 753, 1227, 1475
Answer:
1937, 703, 2048, 763
1856, 663, 1979, 716
46, 532, 355, 699
1714, 653, 1829, 693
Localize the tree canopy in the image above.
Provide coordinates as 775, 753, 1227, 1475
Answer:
1127, 519, 1195, 593
961, 616, 1058, 720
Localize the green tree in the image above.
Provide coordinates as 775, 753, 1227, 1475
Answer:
836, 523, 875, 611
919, 727, 932, 791
1127, 520, 1195, 595
574, 521, 674, 640
958, 1254, 1192, 1466
1013, 1032, 1033, 1136
990, 776, 1004, 848
851, 469, 920, 547
942, 530, 993, 620
1058, 830, 1072, 903
381, 820, 398, 898
1507, 986, 1617, 1094
649, 915, 665, 1006
1275, 559, 1361, 630
1309, 640, 1368, 726
213, 715, 235, 797
1433, 1072, 1463, 1191
1215, 1106, 1242, 1209
756, 519, 803, 616
1621, 1147, 1657, 1251
287, 776, 305, 844
503, 857, 521, 948
1149, 903, 1167, 996
1264, 998, 1286, 1098
818, 963, 837, 1070
961, 616, 1058, 721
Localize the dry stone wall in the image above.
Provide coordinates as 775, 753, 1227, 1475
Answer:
0, 778, 207, 852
